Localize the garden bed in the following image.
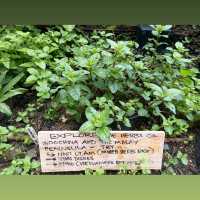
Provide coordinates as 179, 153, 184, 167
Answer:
0, 25, 200, 175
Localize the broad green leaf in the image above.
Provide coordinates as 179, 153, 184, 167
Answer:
36, 81, 50, 99
106, 39, 116, 48
165, 88, 183, 101
31, 161, 41, 169
124, 118, 131, 127
173, 51, 182, 60
176, 151, 183, 159
147, 83, 163, 97
96, 127, 110, 141
25, 75, 37, 84
20, 62, 34, 68
2, 72, 24, 94
102, 51, 113, 65
57, 89, 68, 104
68, 85, 81, 101
63, 25, 75, 32
100, 109, 111, 123
0, 70, 7, 86
165, 55, 173, 64
152, 30, 159, 37
175, 42, 184, 50
181, 155, 188, 165
138, 108, 149, 117
0, 56, 10, 68
85, 107, 97, 120
94, 68, 107, 79
108, 82, 119, 93
27, 68, 39, 76
0, 126, 9, 135
0, 102, 12, 116
180, 69, 193, 76
164, 102, 176, 114
164, 126, 174, 135
79, 121, 94, 132
0, 143, 12, 149
35, 61, 46, 70
107, 117, 114, 125
134, 61, 144, 69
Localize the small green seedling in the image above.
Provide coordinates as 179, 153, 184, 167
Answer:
0, 156, 40, 175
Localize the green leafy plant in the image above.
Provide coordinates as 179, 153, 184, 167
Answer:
0, 124, 33, 158
0, 25, 200, 142
0, 126, 12, 156
79, 107, 113, 141
151, 25, 172, 38
0, 25, 200, 175
16, 103, 37, 124
45, 27, 200, 140
162, 116, 189, 136
0, 156, 40, 175
0, 70, 26, 115
176, 151, 188, 165
163, 151, 188, 175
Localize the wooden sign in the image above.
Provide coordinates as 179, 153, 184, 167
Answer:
38, 131, 165, 172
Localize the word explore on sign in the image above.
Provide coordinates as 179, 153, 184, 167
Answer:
38, 131, 165, 172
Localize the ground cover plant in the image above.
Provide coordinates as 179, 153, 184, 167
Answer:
0, 25, 200, 175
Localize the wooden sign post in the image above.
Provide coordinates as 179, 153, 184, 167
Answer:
38, 131, 165, 172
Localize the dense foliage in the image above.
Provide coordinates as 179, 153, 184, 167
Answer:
0, 25, 200, 174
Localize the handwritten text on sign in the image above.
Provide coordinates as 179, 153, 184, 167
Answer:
38, 131, 165, 172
